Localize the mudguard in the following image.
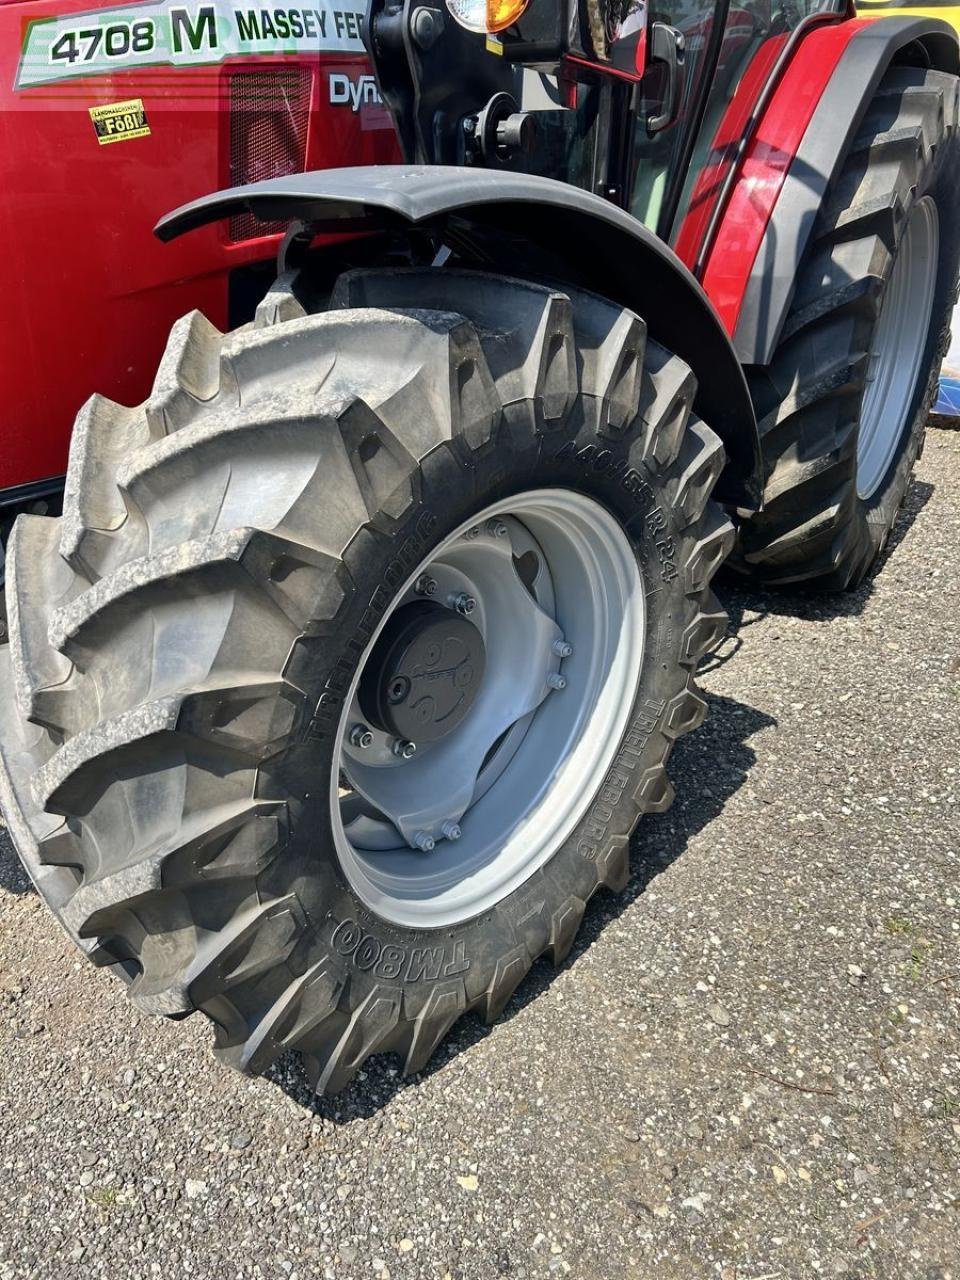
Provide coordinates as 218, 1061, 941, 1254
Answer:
157, 165, 763, 510
733, 15, 959, 365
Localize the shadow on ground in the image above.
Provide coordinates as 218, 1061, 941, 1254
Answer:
706, 478, 934, 675
0, 827, 31, 896
268, 688, 776, 1121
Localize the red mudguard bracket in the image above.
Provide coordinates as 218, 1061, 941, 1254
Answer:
699, 20, 859, 341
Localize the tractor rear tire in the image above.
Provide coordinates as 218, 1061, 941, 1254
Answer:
0, 269, 733, 1093
732, 66, 960, 589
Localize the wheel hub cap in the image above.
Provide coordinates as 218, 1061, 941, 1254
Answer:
358, 601, 486, 744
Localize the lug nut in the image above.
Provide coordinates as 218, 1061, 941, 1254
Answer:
547, 673, 567, 690
451, 592, 476, 616
415, 574, 438, 597
441, 820, 462, 841
350, 723, 374, 749
487, 519, 508, 539
413, 831, 435, 852
552, 638, 573, 658
463, 526, 481, 541
392, 738, 417, 760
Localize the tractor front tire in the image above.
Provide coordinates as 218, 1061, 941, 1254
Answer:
0, 269, 733, 1093
733, 66, 960, 589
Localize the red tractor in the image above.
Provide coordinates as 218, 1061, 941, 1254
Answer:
1, 0, 956, 1094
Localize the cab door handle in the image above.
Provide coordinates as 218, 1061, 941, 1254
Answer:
648, 23, 686, 134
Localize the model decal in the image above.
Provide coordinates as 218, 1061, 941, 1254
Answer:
15, 0, 365, 88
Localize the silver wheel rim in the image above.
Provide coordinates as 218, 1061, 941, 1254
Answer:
858, 196, 940, 500
330, 489, 646, 928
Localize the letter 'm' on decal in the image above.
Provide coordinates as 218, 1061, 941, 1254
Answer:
169, 4, 218, 52
235, 10, 260, 39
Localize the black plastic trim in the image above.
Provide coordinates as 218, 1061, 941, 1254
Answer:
0, 475, 65, 514
734, 15, 959, 365
157, 166, 762, 509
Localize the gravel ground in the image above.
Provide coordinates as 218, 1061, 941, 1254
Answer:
1, 430, 958, 1280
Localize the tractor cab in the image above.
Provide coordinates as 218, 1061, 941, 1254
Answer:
369, 0, 846, 262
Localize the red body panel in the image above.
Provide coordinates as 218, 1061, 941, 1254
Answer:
693, 20, 865, 337
672, 31, 786, 269
0, 0, 398, 490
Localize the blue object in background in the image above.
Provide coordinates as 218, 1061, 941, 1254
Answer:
933, 305, 960, 419
935, 378, 960, 416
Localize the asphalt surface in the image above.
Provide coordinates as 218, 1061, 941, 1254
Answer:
1, 429, 958, 1280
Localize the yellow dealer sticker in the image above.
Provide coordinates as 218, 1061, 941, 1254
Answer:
88, 98, 151, 145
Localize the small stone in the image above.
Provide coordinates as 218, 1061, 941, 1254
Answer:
122, 1068, 136, 1087
78, 1151, 98, 1169
78, 1171, 94, 1188
798, 1167, 812, 1182
456, 1174, 479, 1192
230, 1132, 253, 1150
681, 1192, 711, 1215
184, 1179, 208, 1200
685, 1123, 705, 1141
398, 1240, 414, 1254
339, 1246, 358, 1265
708, 1003, 732, 1027
771, 1165, 788, 1185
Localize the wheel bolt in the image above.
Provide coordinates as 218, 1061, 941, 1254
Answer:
463, 526, 481, 541
487, 519, 508, 539
441, 820, 462, 841
552, 638, 573, 658
350, 723, 373, 749
413, 831, 435, 852
392, 738, 417, 760
415, 574, 438, 597
547, 673, 567, 690
451, 592, 476, 616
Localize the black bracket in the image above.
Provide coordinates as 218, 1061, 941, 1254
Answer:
365, 0, 516, 164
